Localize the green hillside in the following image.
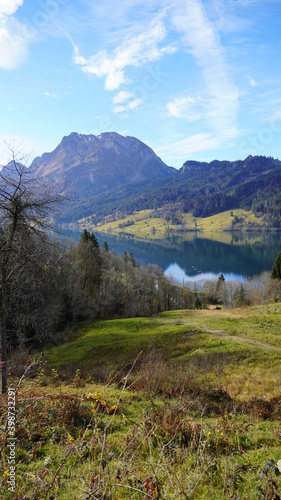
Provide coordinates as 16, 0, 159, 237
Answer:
83, 208, 264, 241
2, 305, 281, 499
44, 304, 281, 401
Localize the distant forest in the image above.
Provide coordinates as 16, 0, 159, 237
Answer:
58, 155, 281, 228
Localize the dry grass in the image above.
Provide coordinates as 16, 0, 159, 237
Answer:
1, 350, 281, 499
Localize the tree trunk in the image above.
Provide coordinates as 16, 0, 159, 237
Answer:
0, 279, 7, 393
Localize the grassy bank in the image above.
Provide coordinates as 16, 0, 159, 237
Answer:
1, 304, 281, 498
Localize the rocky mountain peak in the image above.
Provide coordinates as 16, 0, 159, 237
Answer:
32, 131, 175, 192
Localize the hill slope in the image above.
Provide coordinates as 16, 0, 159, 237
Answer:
115, 155, 281, 226
5, 305, 281, 498
45, 304, 281, 400
92, 154, 281, 228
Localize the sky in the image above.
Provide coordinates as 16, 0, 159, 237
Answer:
1, 0, 281, 168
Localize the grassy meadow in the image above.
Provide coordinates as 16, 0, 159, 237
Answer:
81, 209, 264, 242
1, 304, 281, 498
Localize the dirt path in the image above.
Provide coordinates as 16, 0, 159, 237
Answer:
183, 323, 281, 352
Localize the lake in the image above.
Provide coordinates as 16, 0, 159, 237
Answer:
92, 231, 281, 284
62, 229, 281, 284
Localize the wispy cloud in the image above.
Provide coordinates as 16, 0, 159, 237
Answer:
155, 133, 221, 163
113, 98, 142, 114
247, 75, 258, 87
207, 0, 254, 34
112, 90, 142, 113
44, 92, 59, 99
171, 0, 239, 135
113, 91, 134, 104
79, 1, 171, 45
167, 95, 204, 121
73, 16, 175, 91
0, 0, 34, 70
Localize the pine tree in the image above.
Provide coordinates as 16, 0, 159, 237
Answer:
80, 229, 99, 248
271, 252, 281, 279
78, 229, 102, 294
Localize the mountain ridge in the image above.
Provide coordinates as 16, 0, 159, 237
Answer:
32, 131, 175, 192
32, 132, 281, 228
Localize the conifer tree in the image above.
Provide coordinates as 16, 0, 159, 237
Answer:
78, 229, 102, 294
271, 252, 281, 279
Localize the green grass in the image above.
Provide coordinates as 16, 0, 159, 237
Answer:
86, 208, 264, 243
194, 209, 263, 232
45, 305, 281, 400
46, 317, 189, 371
1, 304, 281, 498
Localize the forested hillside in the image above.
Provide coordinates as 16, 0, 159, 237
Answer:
31, 133, 281, 227
81, 155, 281, 227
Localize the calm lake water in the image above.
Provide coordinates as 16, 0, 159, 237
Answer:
92, 231, 281, 284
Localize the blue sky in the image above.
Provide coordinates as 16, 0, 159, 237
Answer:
1, 0, 281, 168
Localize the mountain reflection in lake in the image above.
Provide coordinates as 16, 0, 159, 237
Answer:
63, 230, 281, 284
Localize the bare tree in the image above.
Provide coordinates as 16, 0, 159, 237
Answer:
0, 150, 65, 393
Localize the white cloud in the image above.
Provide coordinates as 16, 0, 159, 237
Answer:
167, 96, 204, 121
113, 98, 142, 113
79, 1, 172, 46
247, 75, 258, 87
0, 0, 23, 17
171, 0, 239, 134
0, 1, 34, 70
44, 92, 59, 99
113, 91, 133, 104
0, 22, 29, 69
73, 16, 175, 91
105, 70, 126, 91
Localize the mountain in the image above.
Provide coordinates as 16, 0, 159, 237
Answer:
78, 154, 281, 228
32, 132, 281, 228
122, 155, 281, 227
32, 132, 175, 193
171, 155, 281, 220
116, 155, 281, 226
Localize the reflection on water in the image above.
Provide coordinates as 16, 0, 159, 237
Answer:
62, 229, 281, 283
165, 263, 247, 284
